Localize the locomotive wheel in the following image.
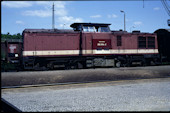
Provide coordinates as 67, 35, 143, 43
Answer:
141, 60, 146, 66
34, 63, 40, 70
71, 64, 78, 69
150, 61, 156, 66
50, 64, 54, 70
78, 62, 84, 69
116, 61, 121, 68
47, 62, 54, 70
42, 66, 48, 71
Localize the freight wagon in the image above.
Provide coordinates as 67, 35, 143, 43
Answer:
1, 39, 22, 63
154, 29, 170, 62
22, 23, 159, 70
1, 39, 22, 71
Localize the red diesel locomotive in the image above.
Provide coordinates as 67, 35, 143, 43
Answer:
22, 23, 159, 70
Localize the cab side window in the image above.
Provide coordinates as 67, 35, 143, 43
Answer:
83, 26, 96, 32
99, 27, 110, 32
83, 26, 88, 32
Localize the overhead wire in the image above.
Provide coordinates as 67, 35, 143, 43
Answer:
161, 0, 170, 16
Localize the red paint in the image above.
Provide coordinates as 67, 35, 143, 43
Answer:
92, 39, 111, 49
24, 32, 80, 51
23, 29, 158, 57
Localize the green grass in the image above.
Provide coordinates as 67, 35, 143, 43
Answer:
1, 61, 19, 71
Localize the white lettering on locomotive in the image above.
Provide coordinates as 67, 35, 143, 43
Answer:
97, 41, 107, 46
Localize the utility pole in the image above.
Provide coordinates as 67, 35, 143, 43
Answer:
120, 10, 126, 31
52, 3, 55, 29
63, 23, 65, 29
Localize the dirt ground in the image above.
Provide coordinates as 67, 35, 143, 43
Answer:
1, 65, 170, 87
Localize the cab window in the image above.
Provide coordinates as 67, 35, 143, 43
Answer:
83, 26, 110, 32
98, 27, 110, 32
83, 26, 89, 32
89, 26, 96, 32
83, 26, 96, 32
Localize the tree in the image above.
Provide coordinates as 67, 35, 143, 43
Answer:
1, 32, 22, 39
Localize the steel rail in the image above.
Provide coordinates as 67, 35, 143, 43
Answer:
2, 76, 170, 90
1, 80, 114, 89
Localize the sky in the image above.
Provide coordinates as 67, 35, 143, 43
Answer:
1, 0, 170, 35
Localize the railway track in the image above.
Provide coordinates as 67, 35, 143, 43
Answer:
1, 80, 111, 89
2, 66, 170, 87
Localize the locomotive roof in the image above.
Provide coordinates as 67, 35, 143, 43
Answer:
70, 23, 111, 28
23, 29, 75, 33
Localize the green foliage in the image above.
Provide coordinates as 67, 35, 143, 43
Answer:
1, 50, 6, 60
1, 61, 18, 71
1, 32, 22, 39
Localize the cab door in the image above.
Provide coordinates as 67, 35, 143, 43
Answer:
82, 33, 93, 55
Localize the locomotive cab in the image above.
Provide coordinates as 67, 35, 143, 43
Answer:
70, 23, 111, 33
71, 23, 115, 67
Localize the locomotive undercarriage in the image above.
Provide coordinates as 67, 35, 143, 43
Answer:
22, 54, 160, 70
114, 54, 160, 67
23, 56, 86, 70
